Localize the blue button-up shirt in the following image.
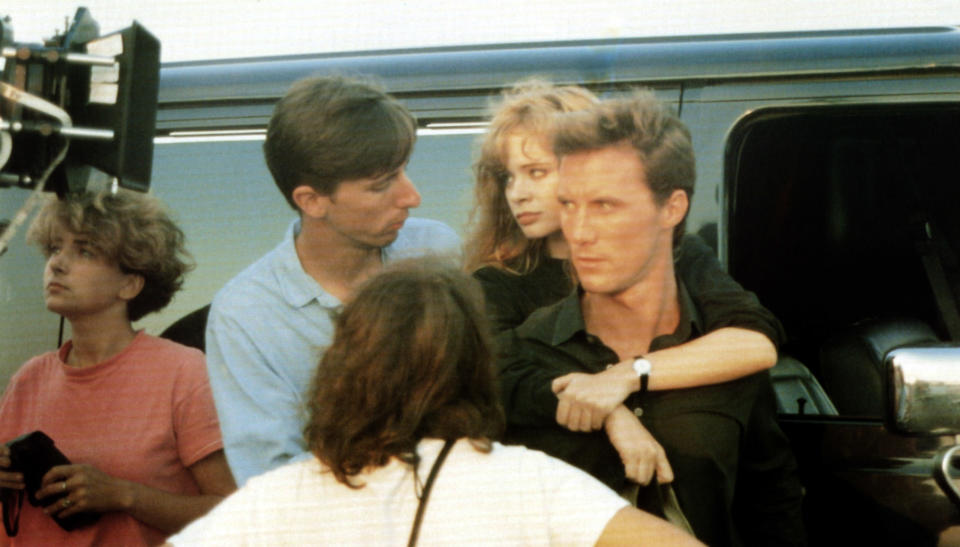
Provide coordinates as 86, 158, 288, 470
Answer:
205, 217, 460, 485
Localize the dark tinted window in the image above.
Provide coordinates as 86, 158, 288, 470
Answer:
726, 104, 960, 416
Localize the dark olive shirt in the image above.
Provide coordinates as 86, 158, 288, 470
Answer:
495, 283, 803, 546
479, 235, 804, 547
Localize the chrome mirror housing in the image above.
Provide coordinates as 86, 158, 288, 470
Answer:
887, 346, 960, 435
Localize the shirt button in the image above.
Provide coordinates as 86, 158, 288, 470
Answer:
633, 407, 644, 418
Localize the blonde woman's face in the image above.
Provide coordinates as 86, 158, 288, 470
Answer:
502, 132, 562, 240
42, 226, 140, 320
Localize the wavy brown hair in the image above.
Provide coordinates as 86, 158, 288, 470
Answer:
464, 80, 597, 273
26, 189, 193, 321
305, 259, 504, 487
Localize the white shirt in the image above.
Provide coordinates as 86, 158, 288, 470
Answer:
169, 439, 629, 546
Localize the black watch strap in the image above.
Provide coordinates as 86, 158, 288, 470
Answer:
632, 356, 651, 395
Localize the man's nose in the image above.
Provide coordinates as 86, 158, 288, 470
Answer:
395, 172, 421, 209
563, 207, 594, 244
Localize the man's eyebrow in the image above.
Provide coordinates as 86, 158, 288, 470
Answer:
372, 169, 400, 183
589, 195, 624, 203
521, 159, 553, 167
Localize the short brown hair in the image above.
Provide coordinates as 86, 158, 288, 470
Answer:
553, 90, 696, 240
264, 75, 417, 209
305, 259, 504, 487
26, 189, 193, 321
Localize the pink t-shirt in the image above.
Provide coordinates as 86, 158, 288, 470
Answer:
0, 332, 223, 546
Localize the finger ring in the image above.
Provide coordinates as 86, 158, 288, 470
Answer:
62, 498, 72, 508
61, 482, 67, 492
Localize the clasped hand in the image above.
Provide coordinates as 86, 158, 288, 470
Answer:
1, 445, 125, 518
552, 362, 637, 431
604, 406, 673, 485
34, 463, 131, 519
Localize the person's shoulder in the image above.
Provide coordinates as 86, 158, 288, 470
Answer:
217, 219, 299, 292
139, 333, 205, 361
488, 440, 544, 460
472, 263, 519, 287
210, 239, 291, 315
485, 441, 592, 477
20, 350, 59, 369
223, 241, 286, 289
128, 334, 207, 380
515, 295, 567, 336
244, 455, 325, 491
6, 351, 59, 388
675, 233, 724, 275
392, 218, 461, 255
443, 440, 544, 472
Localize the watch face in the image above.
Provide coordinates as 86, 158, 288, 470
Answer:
633, 358, 651, 375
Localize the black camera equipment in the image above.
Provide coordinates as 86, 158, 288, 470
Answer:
2, 431, 100, 535
0, 6, 160, 256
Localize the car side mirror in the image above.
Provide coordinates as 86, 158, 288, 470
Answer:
887, 345, 960, 509
886, 345, 960, 435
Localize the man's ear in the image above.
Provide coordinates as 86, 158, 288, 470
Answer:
119, 273, 145, 302
660, 189, 689, 228
292, 185, 331, 219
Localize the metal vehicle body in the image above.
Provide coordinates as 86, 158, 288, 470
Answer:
2, 26, 960, 545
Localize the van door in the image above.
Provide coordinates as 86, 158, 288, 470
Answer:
717, 92, 960, 545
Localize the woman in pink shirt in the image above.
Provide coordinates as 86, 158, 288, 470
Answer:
0, 189, 235, 546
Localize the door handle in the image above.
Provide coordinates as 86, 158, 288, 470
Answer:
934, 444, 960, 508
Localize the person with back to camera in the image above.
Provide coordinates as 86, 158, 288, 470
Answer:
469, 82, 804, 546
168, 259, 704, 546
204, 75, 461, 486
0, 189, 236, 545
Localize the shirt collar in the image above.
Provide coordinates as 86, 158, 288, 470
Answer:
275, 218, 342, 309
549, 288, 589, 346
656, 280, 703, 351
529, 277, 704, 349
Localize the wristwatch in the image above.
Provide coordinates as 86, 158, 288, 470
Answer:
632, 356, 651, 394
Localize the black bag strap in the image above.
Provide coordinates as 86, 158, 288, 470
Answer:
2, 487, 23, 537
407, 439, 454, 547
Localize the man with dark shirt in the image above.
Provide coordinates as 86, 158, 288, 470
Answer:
497, 91, 804, 546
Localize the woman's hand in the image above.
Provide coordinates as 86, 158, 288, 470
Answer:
28, 450, 233, 534
0, 444, 25, 490
552, 361, 638, 432
603, 405, 673, 485
37, 464, 132, 519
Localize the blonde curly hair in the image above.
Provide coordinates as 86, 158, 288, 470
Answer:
27, 189, 193, 321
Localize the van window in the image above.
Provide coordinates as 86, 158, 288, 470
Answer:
726, 104, 960, 418
139, 130, 478, 337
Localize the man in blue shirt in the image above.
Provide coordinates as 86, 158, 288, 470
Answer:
205, 76, 460, 485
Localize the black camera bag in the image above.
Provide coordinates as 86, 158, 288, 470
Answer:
2, 431, 99, 535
